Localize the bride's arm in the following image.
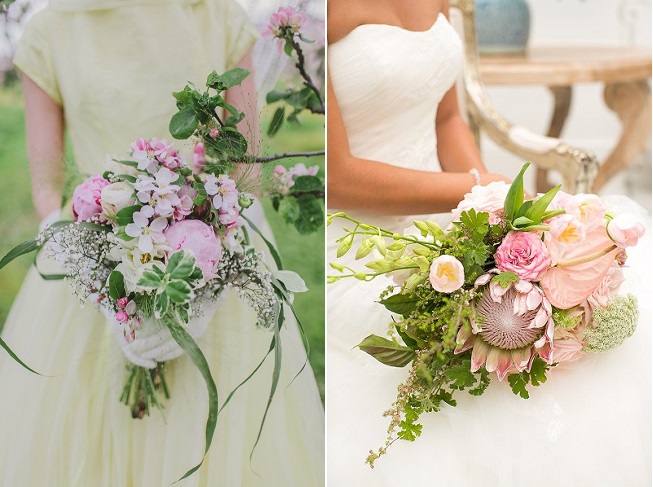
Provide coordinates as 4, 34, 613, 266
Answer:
436, 84, 486, 174
224, 49, 262, 190
22, 75, 65, 221
327, 71, 508, 215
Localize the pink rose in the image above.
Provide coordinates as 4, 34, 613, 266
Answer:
72, 175, 110, 222
495, 231, 551, 281
117, 297, 128, 309
607, 214, 645, 248
164, 220, 222, 281
451, 181, 510, 225
429, 255, 465, 293
115, 310, 129, 323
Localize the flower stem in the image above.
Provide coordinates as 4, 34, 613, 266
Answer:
556, 244, 617, 268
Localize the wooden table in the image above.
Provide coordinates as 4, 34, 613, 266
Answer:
479, 46, 652, 193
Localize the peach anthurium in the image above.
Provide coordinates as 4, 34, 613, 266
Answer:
539, 225, 618, 309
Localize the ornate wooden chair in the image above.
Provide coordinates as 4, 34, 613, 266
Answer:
450, 0, 599, 193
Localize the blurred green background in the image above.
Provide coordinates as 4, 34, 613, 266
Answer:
0, 83, 325, 400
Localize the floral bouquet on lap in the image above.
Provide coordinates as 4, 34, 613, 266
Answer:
328, 163, 644, 466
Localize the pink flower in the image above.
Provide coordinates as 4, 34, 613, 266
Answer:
429, 255, 465, 293
164, 220, 222, 281
539, 332, 584, 364
116, 310, 129, 323
288, 163, 319, 178
209, 129, 220, 138
607, 214, 645, 248
547, 214, 586, 247
72, 175, 110, 222
455, 274, 554, 380
451, 181, 510, 225
265, 6, 307, 39
564, 193, 606, 232
587, 264, 624, 311
539, 226, 619, 309
495, 231, 551, 281
117, 297, 128, 308
192, 143, 206, 171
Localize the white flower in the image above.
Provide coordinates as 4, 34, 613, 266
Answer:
134, 168, 181, 217
125, 206, 168, 253
101, 181, 136, 219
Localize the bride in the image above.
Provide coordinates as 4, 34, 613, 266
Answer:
0, 0, 324, 485
326, 0, 650, 485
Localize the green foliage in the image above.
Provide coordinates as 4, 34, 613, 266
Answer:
380, 293, 420, 316
357, 334, 416, 367
508, 356, 551, 399
108, 271, 126, 300
492, 271, 519, 288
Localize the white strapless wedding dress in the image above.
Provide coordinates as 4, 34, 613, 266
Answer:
327, 13, 651, 487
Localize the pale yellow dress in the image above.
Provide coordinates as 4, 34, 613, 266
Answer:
0, 1, 324, 485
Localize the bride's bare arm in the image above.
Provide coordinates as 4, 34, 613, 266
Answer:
436, 84, 486, 174
327, 71, 509, 215
22, 75, 65, 220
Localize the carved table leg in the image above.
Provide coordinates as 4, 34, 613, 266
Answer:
593, 79, 652, 192
536, 86, 572, 194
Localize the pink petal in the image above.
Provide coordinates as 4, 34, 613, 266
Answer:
471, 340, 490, 372
454, 326, 475, 354
539, 226, 618, 309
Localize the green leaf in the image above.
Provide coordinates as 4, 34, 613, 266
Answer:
205, 70, 224, 90
0, 335, 46, 376
266, 89, 291, 104
219, 67, 250, 89
504, 162, 530, 221
250, 305, 283, 464
284, 39, 294, 56
241, 215, 284, 270
204, 129, 248, 160
113, 159, 139, 169
116, 205, 142, 227
491, 271, 519, 288
0, 220, 72, 270
138, 270, 162, 289
289, 175, 323, 193
0, 237, 42, 270
529, 356, 549, 387
172, 85, 195, 106
224, 111, 245, 127
167, 251, 196, 280
169, 106, 199, 140
154, 292, 169, 318
268, 106, 285, 136
292, 194, 324, 235
357, 334, 416, 367
526, 184, 562, 225
395, 326, 419, 350
508, 372, 530, 399
166, 280, 193, 304
278, 197, 301, 225
460, 208, 489, 238
513, 216, 534, 227
114, 174, 137, 183
380, 293, 419, 316
444, 365, 477, 389
162, 315, 219, 483
108, 271, 126, 300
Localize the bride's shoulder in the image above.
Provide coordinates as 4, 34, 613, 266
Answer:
327, 0, 370, 44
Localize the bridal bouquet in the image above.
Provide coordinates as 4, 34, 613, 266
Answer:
328, 163, 645, 466
0, 6, 325, 479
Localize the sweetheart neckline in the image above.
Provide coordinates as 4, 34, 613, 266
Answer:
330, 12, 445, 47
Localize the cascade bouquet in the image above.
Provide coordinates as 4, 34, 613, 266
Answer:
328, 163, 645, 466
0, 6, 325, 481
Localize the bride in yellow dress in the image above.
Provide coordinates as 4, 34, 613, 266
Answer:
0, 0, 324, 485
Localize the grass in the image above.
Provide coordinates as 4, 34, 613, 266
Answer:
0, 84, 325, 400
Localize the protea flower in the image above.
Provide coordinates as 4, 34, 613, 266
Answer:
455, 272, 555, 380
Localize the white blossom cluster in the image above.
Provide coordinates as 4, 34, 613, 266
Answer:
46, 224, 112, 303
202, 249, 278, 329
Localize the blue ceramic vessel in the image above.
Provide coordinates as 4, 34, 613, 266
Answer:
476, 0, 531, 55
